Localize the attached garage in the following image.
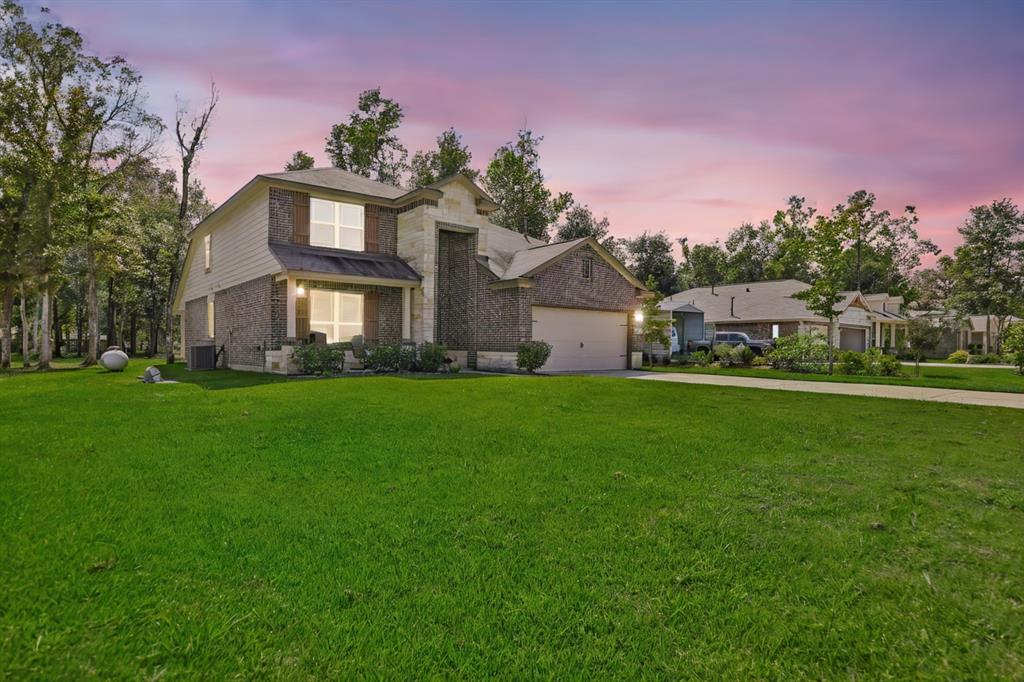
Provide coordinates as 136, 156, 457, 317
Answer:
531, 306, 628, 371
839, 327, 867, 351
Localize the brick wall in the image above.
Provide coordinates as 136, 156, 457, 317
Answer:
377, 206, 397, 255
268, 187, 293, 244
300, 279, 404, 343
436, 230, 474, 349
715, 321, 799, 340
433, 232, 639, 359
531, 245, 638, 312
216, 276, 277, 368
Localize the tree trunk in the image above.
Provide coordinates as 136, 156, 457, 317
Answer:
164, 270, 179, 364
19, 285, 30, 367
38, 279, 52, 369
0, 285, 12, 369
83, 267, 99, 366
130, 314, 138, 356
984, 314, 991, 355
106, 277, 116, 348
827, 320, 835, 375
53, 295, 62, 358
75, 295, 84, 357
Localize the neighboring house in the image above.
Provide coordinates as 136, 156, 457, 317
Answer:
173, 169, 646, 373
659, 279, 908, 352
911, 310, 1022, 356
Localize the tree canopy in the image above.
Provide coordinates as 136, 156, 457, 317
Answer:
325, 88, 407, 186
285, 150, 315, 171
410, 128, 477, 188
483, 129, 571, 240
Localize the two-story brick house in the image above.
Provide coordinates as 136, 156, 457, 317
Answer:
173, 168, 646, 372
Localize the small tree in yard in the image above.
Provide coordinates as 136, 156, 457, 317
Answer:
639, 275, 670, 366
905, 316, 942, 376
1002, 322, 1024, 375
793, 210, 851, 375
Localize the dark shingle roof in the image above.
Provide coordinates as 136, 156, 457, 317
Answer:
269, 243, 420, 282
260, 167, 408, 200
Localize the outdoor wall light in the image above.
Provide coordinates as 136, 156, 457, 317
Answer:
296, 285, 306, 297
634, 309, 644, 324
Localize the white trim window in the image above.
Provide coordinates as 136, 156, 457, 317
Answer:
310, 289, 363, 343
207, 295, 215, 338
310, 198, 364, 251
204, 234, 212, 271
771, 323, 780, 339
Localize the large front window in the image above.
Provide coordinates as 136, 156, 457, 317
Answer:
310, 289, 363, 343
310, 198, 364, 250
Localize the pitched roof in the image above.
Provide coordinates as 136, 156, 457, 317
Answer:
665, 280, 816, 322
260, 167, 409, 200
500, 238, 589, 279
269, 242, 421, 283
968, 314, 1022, 332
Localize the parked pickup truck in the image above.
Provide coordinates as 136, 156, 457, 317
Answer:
688, 331, 775, 355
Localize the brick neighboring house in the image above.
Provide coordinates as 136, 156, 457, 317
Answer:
173, 169, 647, 372
660, 279, 909, 352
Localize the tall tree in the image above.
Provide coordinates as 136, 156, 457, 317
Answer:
910, 255, 957, 311
164, 84, 218, 363
409, 128, 477, 188
677, 238, 727, 290
724, 220, 777, 283
483, 129, 571, 240
768, 195, 818, 282
623, 231, 677, 295
552, 202, 623, 258
792, 207, 852, 374
949, 198, 1024, 354
284, 150, 315, 171
325, 88, 407, 186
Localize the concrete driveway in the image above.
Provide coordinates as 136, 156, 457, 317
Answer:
567, 370, 1024, 410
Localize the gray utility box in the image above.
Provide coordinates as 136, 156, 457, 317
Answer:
189, 343, 216, 370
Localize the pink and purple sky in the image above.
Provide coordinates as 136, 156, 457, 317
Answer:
43, 0, 1024, 257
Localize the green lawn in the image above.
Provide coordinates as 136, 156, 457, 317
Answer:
2, 361, 1023, 678
650, 362, 1024, 393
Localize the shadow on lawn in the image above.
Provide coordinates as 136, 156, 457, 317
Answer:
157, 363, 495, 390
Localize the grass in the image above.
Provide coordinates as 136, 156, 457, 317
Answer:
650, 362, 1024, 393
2, 360, 1023, 678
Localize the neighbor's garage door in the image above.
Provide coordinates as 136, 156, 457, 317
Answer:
531, 306, 627, 371
839, 327, 867, 351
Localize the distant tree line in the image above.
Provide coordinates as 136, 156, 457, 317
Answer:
1, 1, 216, 369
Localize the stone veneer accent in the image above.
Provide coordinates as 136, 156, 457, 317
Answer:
397, 198, 438, 213
268, 186, 397, 255
299, 279, 404, 344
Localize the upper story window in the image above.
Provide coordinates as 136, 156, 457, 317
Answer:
310, 197, 364, 250
582, 257, 593, 280
204, 234, 212, 272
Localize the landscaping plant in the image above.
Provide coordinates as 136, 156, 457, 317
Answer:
639, 275, 670, 366
712, 343, 734, 364
905, 316, 942, 376
418, 343, 448, 372
766, 331, 828, 373
365, 344, 416, 372
731, 344, 756, 367
946, 350, 970, 364
691, 350, 712, 367
291, 343, 346, 375
516, 340, 552, 373
1002, 322, 1024, 374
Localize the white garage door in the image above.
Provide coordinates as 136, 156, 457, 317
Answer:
531, 306, 628, 371
839, 327, 867, 351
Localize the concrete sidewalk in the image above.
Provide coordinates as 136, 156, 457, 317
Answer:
575, 370, 1024, 410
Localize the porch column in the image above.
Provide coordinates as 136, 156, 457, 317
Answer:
874, 320, 880, 347
286, 276, 297, 338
